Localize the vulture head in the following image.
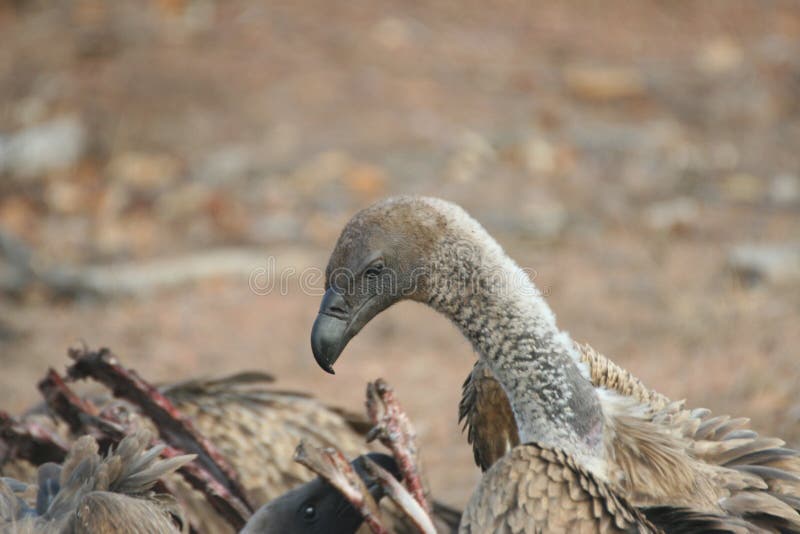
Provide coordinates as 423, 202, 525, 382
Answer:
311, 196, 485, 373
240, 452, 400, 534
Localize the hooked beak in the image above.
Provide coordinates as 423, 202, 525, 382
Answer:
310, 288, 352, 374
310, 287, 385, 374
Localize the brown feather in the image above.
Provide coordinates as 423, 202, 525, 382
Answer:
459, 359, 520, 472
460, 343, 800, 531
69, 491, 181, 533
1, 430, 191, 533
461, 443, 658, 534
3, 371, 461, 534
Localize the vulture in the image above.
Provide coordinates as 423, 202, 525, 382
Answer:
2, 371, 460, 533
241, 452, 400, 534
161, 374, 458, 533
159, 372, 371, 513
458, 349, 668, 472
310, 195, 800, 532
0, 430, 192, 533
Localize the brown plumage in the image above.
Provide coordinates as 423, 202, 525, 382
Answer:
0, 430, 192, 533
461, 342, 800, 532
161, 373, 460, 533
308, 196, 800, 532
3, 371, 459, 534
459, 359, 520, 473
158, 372, 370, 522
461, 441, 755, 534
459, 344, 669, 472
460, 443, 658, 534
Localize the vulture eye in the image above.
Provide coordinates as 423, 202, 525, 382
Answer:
301, 503, 316, 522
365, 261, 384, 278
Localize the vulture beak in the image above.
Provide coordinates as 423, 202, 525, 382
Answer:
311, 287, 385, 374
311, 288, 351, 374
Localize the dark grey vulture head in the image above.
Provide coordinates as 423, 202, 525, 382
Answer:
311, 196, 472, 373
240, 452, 400, 534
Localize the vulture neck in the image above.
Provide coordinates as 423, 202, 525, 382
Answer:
426, 231, 605, 463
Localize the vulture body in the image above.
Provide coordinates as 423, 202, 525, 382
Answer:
160, 372, 370, 513
0, 430, 192, 533
310, 195, 800, 533
459, 443, 658, 533
158, 373, 457, 533
2, 371, 459, 533
164, 374, 459, 533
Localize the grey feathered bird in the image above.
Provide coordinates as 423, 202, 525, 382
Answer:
310, 195, 800, 533
0, 429, 192, 533
2, 369, 460, 533
160, 373, 459, 533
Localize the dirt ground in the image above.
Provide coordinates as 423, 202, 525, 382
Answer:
1, 0, 800, 508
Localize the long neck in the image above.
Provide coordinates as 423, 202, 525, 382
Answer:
425, 232, 604, 461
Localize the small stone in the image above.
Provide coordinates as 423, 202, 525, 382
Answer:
255, 176, 301, 211
1, 115, 87, 179
44, 179, 86, 215
728, 243, 800, 286
304, 212, 350, 246
38, 216, 91, 264
523, 208, 567, 240
0, 196, 38, 238
207, 192, 249, 237
711, 143, 740, 170
757, 35, 796, 65
789, 403, 800, 425
182, 0, 216, 34
293, 151, 352, 193
563, 64, 646, 102
13, 96, 48, 126
519, 136, 576, 177
445, 131, 495, 183
248, 213, 303, 243
343, 163, 387, 199
769, 173, 800, 206
518, 196, 568, 240
696, 37, 743, 75
721, 173, 764, 202
261, 122, 300, 161
644, 197, 699, 234
194, 145, 253, 186
93, 218, 129, 257
372, 17, 414, 50
522, 138, 556, 175
185, 217, 216, 244
0, 137, 6, 170
156, 182, 213, 222
96, 184, 131, 220
109, 152, 182, 191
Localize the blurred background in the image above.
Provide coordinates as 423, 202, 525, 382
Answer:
1, 0, 799, 507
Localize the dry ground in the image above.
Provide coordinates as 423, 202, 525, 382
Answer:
1, 0, 799, 508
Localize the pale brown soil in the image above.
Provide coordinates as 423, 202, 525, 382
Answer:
1, 0, 799, 508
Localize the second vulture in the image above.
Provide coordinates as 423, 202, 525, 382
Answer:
310, 195, 800, 533
2, 369, 459, 533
